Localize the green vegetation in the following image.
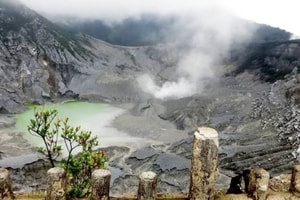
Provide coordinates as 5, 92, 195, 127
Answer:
27, 108, 108, 198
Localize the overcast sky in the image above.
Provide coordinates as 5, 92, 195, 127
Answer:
20, 0, 300, 36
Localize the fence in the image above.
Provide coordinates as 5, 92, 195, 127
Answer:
0, 127, 299, 199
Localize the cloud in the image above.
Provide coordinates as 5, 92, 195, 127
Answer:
20, 0, 300, 35
19, 0, 255, 100
137, 8, 254, 99
20, 0, 222, 22
18, 0, 272, 100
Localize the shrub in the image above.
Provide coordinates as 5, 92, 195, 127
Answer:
28, 108, 108, 198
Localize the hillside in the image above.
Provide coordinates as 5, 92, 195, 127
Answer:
59, 15, 291, 46
60, 14, 177, 46
0, 0, 180, 113
1, 0, 300, 195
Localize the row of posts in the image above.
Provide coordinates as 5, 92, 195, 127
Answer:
45, 127, 220, 200
3, 127, 300, 199
0, 127, 218, 199
47, 167, 160, 200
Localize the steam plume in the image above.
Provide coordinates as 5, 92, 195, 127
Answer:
138, 8, 254, 99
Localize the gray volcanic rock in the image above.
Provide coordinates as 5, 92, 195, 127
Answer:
154, 153, 190, 171
9, 159, 51, 193
233, 41, 300, 82
129, 147, 157, 160
0, 115, 15, 128
0, 154, 41, 169
111, 174, 139, 195
0, 1, 181, 112
158, 168, 190, 193
2, 0, 300, 196
108, 70, 298, 193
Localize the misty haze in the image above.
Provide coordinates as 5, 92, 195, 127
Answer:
0, 0, 300, 198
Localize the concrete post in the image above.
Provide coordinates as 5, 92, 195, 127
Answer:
91, 169, 111, 200
46, 167, 66, 200
290, 165, 300, 197
189, 127, 219, 200
0, 168, 14, 199
137, 171, 158, 200
247, 168, 269, 200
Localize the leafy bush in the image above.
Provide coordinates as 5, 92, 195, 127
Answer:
28, 108, 108, 198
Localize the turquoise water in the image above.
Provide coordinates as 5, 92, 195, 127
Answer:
15, 101, 123, 146
16, 101, 109, 131
14, 101, 158, 151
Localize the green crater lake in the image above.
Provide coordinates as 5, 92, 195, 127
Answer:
15, 101, 146, 148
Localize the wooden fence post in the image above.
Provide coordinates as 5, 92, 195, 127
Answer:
0, 168, 14, 199
46, 167, 66, 200
91, 169, 111, 200
290, 165, 300, 197
189, 127, 219, 200
247, 168, 269, 200
137, 171, 158, 200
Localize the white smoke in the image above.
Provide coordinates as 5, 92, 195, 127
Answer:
137, 51, 216, 99
138, 8, 254, 99
138, 74, 197, 99
20, 0, 256, 100
290, 34, 300, 40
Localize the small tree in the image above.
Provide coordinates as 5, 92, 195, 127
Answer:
28, 108, 108, 198
28, 109, 61, 167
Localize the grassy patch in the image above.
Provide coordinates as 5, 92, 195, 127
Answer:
15, 191, 45, 200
